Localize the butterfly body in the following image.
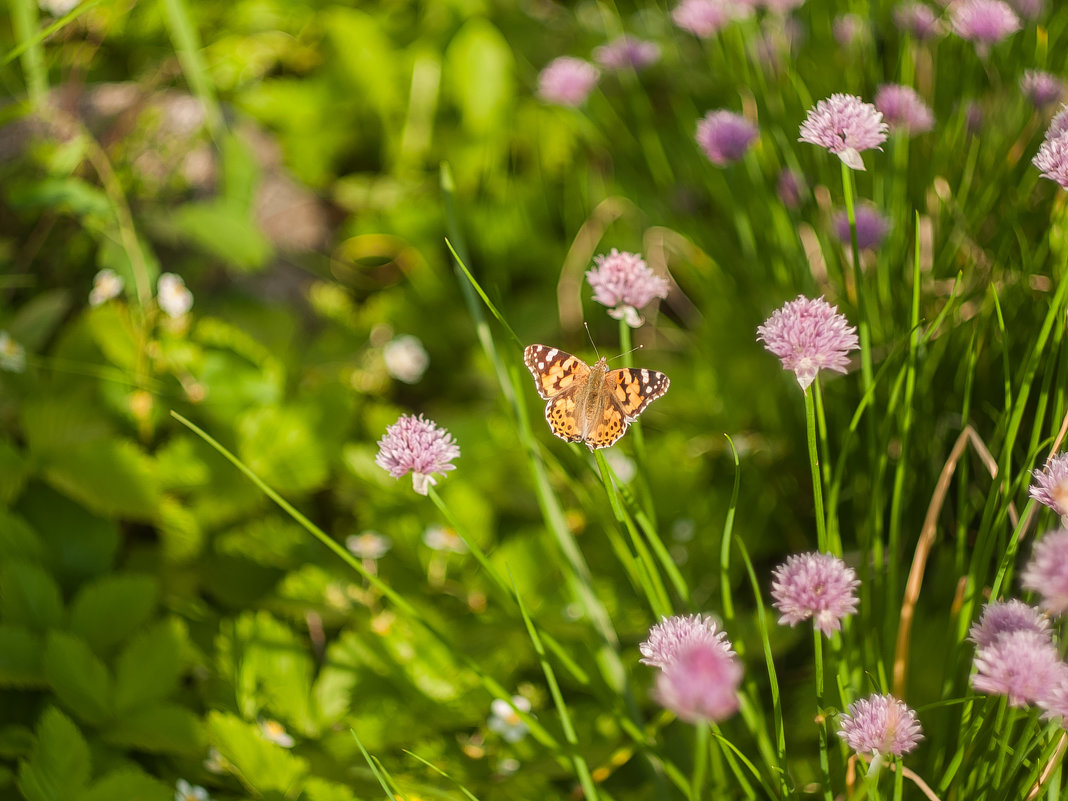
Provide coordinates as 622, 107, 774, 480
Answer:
523, 344, 669, 450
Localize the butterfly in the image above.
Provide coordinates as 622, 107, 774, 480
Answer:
523, 344, 670, 450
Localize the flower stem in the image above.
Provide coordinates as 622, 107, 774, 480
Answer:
814, 629, 833, 801
841, 161, 873, 392
805, 385, 829, 553
692, 721, 710, 801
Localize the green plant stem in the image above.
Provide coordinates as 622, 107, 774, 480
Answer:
841, 161, 873, 391
806, 385, 829, 553
814, 630, 833, 801
9, 0, 46, 105
692, 723, 709, 801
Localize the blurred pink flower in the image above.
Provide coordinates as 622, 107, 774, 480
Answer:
951, 0, 1021, 51
586, 249, 670, 328
1021, 70, 1064, 109
1034, 133, 1068, 189
777, 168, 804, 208
968, 600, 1051, 649
593, 36, 661, 71
834, 205, 891, 250
972, 629, 1065, 706
696, 110, 759, 165
672, 0, 751, 38
1021, 528, 1068, 615
654, 639, 743, 723
640, 614, 735, 669
1028, 452, 1068, 517
875, 84, 935, 135
538, 57, 599, 106
893, 3, 944, 39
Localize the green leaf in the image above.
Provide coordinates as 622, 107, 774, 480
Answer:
84, 303, 138, 370
16, 708, 90, 801
303, 777, 358, 801
16, 483, 119, 585
7, 289, 73, 351
79, 769, 171, 801
0, 438, 30, 507
41, 440, 161, 521
0, 625, 44, 687
101, 703, 203, 755
0, 512, 43, 562
237, 405, 328, 495
0, 725, 34, 759
206, 711, 307, 794
69, 573, 159, 656
444, 19, 515, 135
42, 631, 112, 725
0, 561, 63, 631
7, 177, 111, 220
113, 618, 186, 711
169, 200, 272, 271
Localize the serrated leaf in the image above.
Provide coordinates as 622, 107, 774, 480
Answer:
69, 573, 159, 656
42, 631, 112, 725
16, 708, 90, 801
42, 440, 161, 521
113, 618, 186, 711
101, 703, 203, 755
0, 561, 63, 631
237, 405, 328, 495
206, 711, 308, 794
79, 769, 171, 801
0, 625, 44, 687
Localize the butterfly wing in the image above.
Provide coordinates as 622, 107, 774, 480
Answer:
523, 344, 591, 400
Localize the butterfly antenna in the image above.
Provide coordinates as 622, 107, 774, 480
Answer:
583, 322, 601, 360
609, 344, 644, 363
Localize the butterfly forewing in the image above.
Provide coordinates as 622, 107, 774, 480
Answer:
523, 345, 591, 400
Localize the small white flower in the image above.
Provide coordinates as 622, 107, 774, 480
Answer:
383, 334, 430, 384
604, 450, 636, 484
259, 718, 295, 748
488, 695, 532, 743
422, 525, 468, 554
89, 269, 124, 306
345, 532, 392, 561
0, 332, 26, 373
175, 779, 211, 801
203, 747, 230, 774
38, 0, 81, 15
158, 272, 194, 318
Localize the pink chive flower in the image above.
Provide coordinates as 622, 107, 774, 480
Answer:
1035, 131, 1068, 188
1046, 106, 1068, 140
777, 168, 804, 208
640, 614, 735, 670
1021, 529, 1068, 615
951, 0, 1021, 53
1029, 453, 1068, 517
834, 205, 891, 251
799, 93, 888, 171
593, 36, 661, 71
375, 414, 460, 495
757, 295, 860, 390
672, 0, 751, 38
838, 694, 923, 758
586, 249, 670, 328
972, 629, 1065, 706
537, 57, 599, 107
833, 14, 867, 48
1039, 674, 1068, 723
968, 600, 1052, 648
1022, 70, 1064, 109
654, 639, 744, 723
875, 84, 935, 135
893, 3, 944, 39
1008, 0, 1045, 19
771, 552, 859, 636
696, 110, 759, 166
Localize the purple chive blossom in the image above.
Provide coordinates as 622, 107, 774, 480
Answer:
586, 249, 670, 328
972, 629, 1065, 706
777, 168, 804, 208
875, 84, 935, 135
951, 0, 1021, 52
1021, 70, 1064, 109
834, 205, 891, 251
968, 600, 1052, 649
375, 414, 460, 495
537, 57, 599, 107
1046, 105, 1068, 140
893, 3, 944, 39
593, 36, 661, 71
1039, 674, 1068, 723
640, 614, 735, 670
1008, 0, 1045, 19
1021, 529, 1068, 615
696, 110, 759, 166
1034, 131, 1068, 188
654, 639, 744, 723
672, 0, 751, 38
799, 93, 888, 171
1029, 453, 1068, 517
771, 552, 860, 636
757, 295, 860, 390
833, 14, 866, 48
838, 694, 923, 758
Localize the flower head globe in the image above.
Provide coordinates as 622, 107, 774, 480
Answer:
968, 599, 1051, 648
799, 93, 888, 170
158, 272, 193, 318
1021, 528, 1068, 615
951, 0, 1021, 53
1034, 131, 1068, 188
586, 249, 670, 328
375, 414, 460, 495
640, 613, 735, 670
757, 295, 860, 390
696, 110, 759, 166
972, 629, 1064, 706
1028, 452, 1068, 519
893, 3, 943, 40
771, 552, 860, 636
537, 57, 599, 107
838, 694, 923, 758
834, 205, 890, 251
654, 639, 744, 723
1046, 106, 1068, 140
672, 0, 751, 38
1039, 673, 1068, 723
1021, 70, 1063, 109
833, 14, 867, 48
875, 84, 935, 135
1008, 0, 1044, 19
593, 36, 661, 71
